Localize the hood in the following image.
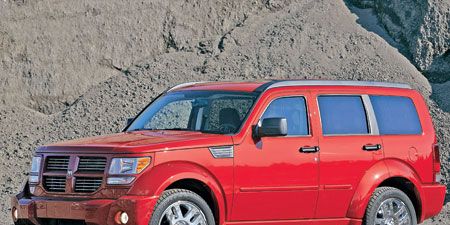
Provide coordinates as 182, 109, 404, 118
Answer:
37, 130, 233, 154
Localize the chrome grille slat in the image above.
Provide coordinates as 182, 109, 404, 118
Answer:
46, 156, 70, 171
78, 157, 107, 172
74, 177, 103, 193
43, 176, 66, 192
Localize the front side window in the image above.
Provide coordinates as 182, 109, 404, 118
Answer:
127, 91, 257, 134
370, 95, 422, 135
261, 97, 309, 135
318, 95, 369, 135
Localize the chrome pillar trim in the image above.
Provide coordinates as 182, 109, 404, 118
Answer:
362, 94, 379, 135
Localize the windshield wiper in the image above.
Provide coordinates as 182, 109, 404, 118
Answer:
128, 128, 159, 132
163, 128, 192, 131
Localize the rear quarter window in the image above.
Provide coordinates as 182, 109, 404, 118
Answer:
370, 95, 422, 135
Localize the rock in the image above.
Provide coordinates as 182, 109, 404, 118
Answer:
349, 0, 450, 83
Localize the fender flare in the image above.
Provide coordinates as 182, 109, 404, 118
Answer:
346, 159, 423, 219
128, 161, 227, 224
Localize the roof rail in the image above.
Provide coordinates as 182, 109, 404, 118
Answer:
167, 81, 209, 92
265, 80, 412, 90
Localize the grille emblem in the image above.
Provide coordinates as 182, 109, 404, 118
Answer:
67, 170, 74, 177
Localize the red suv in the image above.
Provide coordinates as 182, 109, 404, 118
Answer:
12, 80, 446, 225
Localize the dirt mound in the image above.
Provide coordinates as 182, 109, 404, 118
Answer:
349, 0, 450, 83
0, 0, 448, 224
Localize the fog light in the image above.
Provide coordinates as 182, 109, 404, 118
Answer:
115, 211, 129, 224
12, 207, 18, 221
120, 212, 129, 224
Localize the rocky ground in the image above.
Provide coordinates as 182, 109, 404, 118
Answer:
0, 0, 449, 224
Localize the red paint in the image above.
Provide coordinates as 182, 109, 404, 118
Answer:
12, 81, 446, 225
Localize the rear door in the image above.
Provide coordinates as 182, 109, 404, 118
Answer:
312, 92, 384, 218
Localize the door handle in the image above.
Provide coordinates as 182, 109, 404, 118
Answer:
363, 144, 382, 151
300, 146, 320, 153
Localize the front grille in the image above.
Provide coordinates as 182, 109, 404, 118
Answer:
74, 177, 103, 193
46, 156, 70, 171
78, 157, 107, 172
43, 176, 66, 192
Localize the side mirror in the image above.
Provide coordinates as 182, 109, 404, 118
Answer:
126, 118, 134, 126
254, 117, 288, 138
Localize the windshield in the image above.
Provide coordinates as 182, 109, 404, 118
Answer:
127, 91, 258, 134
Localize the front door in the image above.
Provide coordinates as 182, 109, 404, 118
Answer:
232, 92, 319, 221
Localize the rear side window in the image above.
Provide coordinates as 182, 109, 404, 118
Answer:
318, 96, 369, 135
370, 96, 422, 135
261, 97, 309, 135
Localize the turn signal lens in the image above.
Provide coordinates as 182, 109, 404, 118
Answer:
136, 157, 151, 173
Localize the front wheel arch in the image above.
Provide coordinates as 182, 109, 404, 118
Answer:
128, 162, 227, 225
149, 189, 216, 225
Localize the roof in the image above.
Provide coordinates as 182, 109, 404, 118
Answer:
168, 80, 412, 93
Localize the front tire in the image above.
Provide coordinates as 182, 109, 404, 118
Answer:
364, 187, 417, 225
150, 189, 215, 225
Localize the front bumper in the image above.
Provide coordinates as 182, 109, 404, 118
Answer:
11, 184, 158, 225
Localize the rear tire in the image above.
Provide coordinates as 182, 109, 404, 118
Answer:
150, 189, 215, 225
364, 187, 417, 225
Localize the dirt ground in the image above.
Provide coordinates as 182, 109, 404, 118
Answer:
0, 0, 448, 224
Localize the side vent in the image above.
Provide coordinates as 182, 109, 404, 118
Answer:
209, 146, 234, 158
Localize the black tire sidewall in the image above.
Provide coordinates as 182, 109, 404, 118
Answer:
365, 188, 417, 225
150, 189, 215, 225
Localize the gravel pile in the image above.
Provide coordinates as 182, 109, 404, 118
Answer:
0, 0, 448, 224
349, 0, 450, 83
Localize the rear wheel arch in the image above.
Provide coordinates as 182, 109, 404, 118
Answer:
377, 177, 422, 222
347, 159, 423, 220
363, 186, 417, 225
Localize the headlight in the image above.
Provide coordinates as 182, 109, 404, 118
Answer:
29, 156, 41, 184
108, 157, 151, 175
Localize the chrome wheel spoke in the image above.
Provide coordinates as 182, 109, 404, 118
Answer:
190, 214, 203, 225
174, 204, 183, 219
375, 198, 411, 225
394, 205, 406, 218
374, 218, 385, 225
398, 215, 410, 225
388, 201, 395, 215
185, 206, 199, 221
160, 201, 207, 225
165, 209, 176, 225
